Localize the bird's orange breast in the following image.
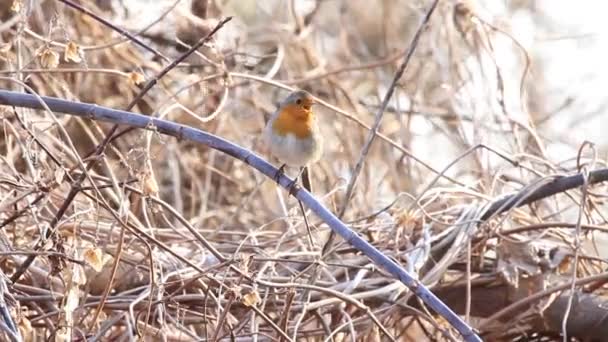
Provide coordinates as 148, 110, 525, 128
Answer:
271, 104, 315, 139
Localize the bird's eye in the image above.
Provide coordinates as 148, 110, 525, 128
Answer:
296, 99, 302, 105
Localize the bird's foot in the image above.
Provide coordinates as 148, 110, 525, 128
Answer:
274, 164, 287, 183
287, 166, 307, 196
287, 179, 300, 196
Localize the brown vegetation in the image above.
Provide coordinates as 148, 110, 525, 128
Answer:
0, 0, 606, 341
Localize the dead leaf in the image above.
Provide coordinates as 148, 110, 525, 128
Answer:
39, 48, 59, 68
54, 168, 65, 184
11, 0, 22, 13
142, 171, 159, 196
0, 42, 11, 54
242, 290, 260, 307
366, 325, 381, 342
64, 41, 82, 63
18, 315, 32, 341
55, 327, 70, 342
83, 248, 105, 272
128, 71, 145, 85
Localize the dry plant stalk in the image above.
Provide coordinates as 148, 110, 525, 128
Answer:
0, 0, 605, 341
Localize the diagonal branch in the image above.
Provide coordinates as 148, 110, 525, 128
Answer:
481, 169, 608, 221
7, 13, 232, 284
324, 0, 440, 257
0, 90, 482, 342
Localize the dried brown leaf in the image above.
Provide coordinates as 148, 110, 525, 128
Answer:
128, 71, 145, 85
54, 168, 65, 185
366, 325, 381, 342
0, 42, 11, 54
39, 48, 59, 68
18, 315, 32, 341
64, 41, 82, 63
241, 290, 260, 307
142, 171, 159, 196
10, 0, 22, 13
83, 248, 105, 272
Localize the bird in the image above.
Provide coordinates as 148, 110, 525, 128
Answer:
263, 89, 323, 193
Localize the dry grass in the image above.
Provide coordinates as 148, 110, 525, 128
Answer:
0, 0, 606, 341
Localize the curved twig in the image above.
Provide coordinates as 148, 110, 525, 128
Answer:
482, 168, 608, 220
0, 90, 482, 342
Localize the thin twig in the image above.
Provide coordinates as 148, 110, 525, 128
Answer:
58, 0, 169, 61
0, 90, 483, 342
562, 143, 593, 341
7, 16, 233, 284
85, 16, 232, 158
322, 0, 440, 256
479, 272, 608, 331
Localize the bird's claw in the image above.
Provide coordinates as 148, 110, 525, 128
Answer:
274, 164, 287, 183
273, 164, 300, 196
287, 180, 300, 196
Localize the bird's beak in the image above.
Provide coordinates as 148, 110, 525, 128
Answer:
303, 99, 315, 110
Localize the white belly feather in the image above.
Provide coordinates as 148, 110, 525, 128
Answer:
264, 126, 322, 167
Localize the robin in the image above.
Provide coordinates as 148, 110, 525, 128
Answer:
264, 90, 322, 193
